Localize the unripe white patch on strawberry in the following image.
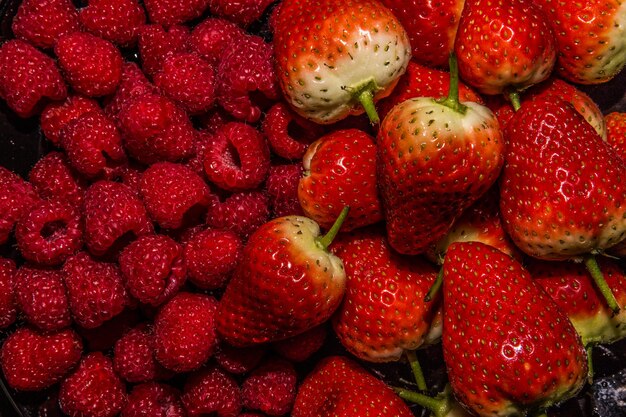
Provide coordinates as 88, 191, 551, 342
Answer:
573, 309, 626, 345
595, 1, 626, 81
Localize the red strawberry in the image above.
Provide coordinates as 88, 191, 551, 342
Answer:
0, 40, 67, 118
79, 0, 146, 47
0, 167, 40, 245
606, 111, 626, 160
241, 358, 297, 416
113, 323, 171, 383
378, 0, 464, 68
216, 209, 349, 347
143, 0, 211, 27
209, 0, 277, 27
441, 241, 587, 416
122, 383, 185, 417
182, 365, 242, 417
137, 24, 191, 77
11, 0, 80, 49
532, 0, 626, 84
377, 56, 505, 254
298, 128, 383, 232
40, 95, 101, 146
0, 258, 17, 329
499, 97, 626, 312
291, 355, 414, 417
271, 324, 327, 362
273, 0, 411, 124
205, 190, 270, 240
0, 327, 82, 391
189, 17, 246, 65
455, 0, 556, 96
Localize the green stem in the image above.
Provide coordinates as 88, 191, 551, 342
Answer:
584, 255, 621, 315
393, 387, 451, 417
437, 53, 468, 115
509, 91, 522, 111
316, 206, 350, 249
357, 89, 380, 125
405, 350, 427, 391
586, 345, 594, 384
530, 410, 548, 417
425, 268, 444, 302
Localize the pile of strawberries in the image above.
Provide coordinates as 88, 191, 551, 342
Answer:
0, 0, 625, 416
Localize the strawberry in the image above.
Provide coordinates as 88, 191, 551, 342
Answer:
216, 208, 349, 347
532, 0, 626, 84
331, 226, 439, 362
298, 129, 383, 232
376, 55, 505, 255
272, 0, 411, 124
499, 97, 626, 313
454, 0, 557, 96
606, 111, 626, 160
291, 355, 414, 417
442, 241, 587, 416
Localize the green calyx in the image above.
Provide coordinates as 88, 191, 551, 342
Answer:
316, 206, 350, 250
346, 78, 383, 125
393, 385, 453, 417
436, 53, 468, 115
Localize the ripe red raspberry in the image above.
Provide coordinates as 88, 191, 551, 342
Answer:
122, 382, 185, 417
82, 181, 153, 257
15, 198, 83, 266
182, 365, 242, 417
0, 167, 41, 245
185, 131, 213, 177
55, 31, 123, 97
262, 102, 324, 160
14, 265, 71, 331
271, 324, 327, 362
154, 52, 216, 115
0, 40, 67, 118
11, 0, 80, 49
61, 111, 127, 179
119, 234, 186, 306
0, 258, 17, 329
204, 122, 270, 192
217, 35, 279, 123
139, 161, 213, 230
59, 352, 127, 417
183, 228, 242, 290
113, 323, 171, 383
205, 191, 270, 240
154, 292, 219, 373
265, 164, 304, 218
104, 62, 158, 121
62, 251, 129, 329
79, 0, 146, 47
195, 108, 236, 134
143, 0, 211, 27
40, 95, 102, 146
190, 17, 246, 65
138, 24, 191, 77
117, 93, 195, 164
241, 358, 297, 416
209, 0, 277, 28
28, 152, 88, 207
0, 327, 82, 391
215, 341, 266, 375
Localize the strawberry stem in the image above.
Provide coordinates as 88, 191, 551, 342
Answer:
425, 268, 444, 302
586, 345, 594, 384
316, 206, 350, 250
509, 91, 521, 111
357, 89, 380, 125
583, 255, 621, 315
393, 386, 451, 417
530, 410, 548, 417
405, 350, 427, 391
437, 53, 468, 115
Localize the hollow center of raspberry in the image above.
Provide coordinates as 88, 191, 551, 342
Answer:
41, 220, 67, 240
224, 142, 242, 169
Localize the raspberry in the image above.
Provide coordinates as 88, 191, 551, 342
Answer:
29, 152, 87, 207
182, 365, 242, 417
104, 62, 158, 121
154, 52, 216, 115
113, 323, 171, 383
265, 164, 304, 218
205, 191, 270, 240
143, 0, 211, 27
183, 228, 242, 290
55, 31, 123, 97
15, 199, 83, 266
61, 111, 127, 179
139, 161, 213, 230
0, 327, 82, 391
190, 17, 246, 65
0, 40, 67, 118
204, 122, 270, 192
262, 102, 324, 160
241, 358, 297, 416
59, 352, 127, 417
78, 308, 143, 351
195, 108, 236, 134
215, 341, 266, 375
82, 181, 153, 257
122, 382, 185, 417
217, 35, 280, 123
0, 258, 17, 329
271, 324, 327, 362
62, 251, 129, 329
11, 0, 80, 49
117, 93, 195, 164
209, 0, 278, 28
119, 234, 186, 306
0, 167, 41, 245
138, 24, 191, 77
79, 0, 146, 47
154, 292, 219, 373
14, 265, 71, 331
40, 95, 102, 146
186, 131, 213, 178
